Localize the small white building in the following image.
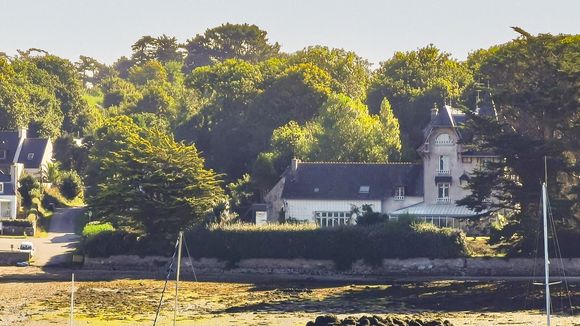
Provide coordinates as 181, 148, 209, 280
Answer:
265, 103, 499, 229
0, 128, 53, 219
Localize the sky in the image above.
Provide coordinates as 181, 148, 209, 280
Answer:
1, 0, 579, 66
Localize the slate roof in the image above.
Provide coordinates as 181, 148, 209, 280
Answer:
0, 131, 20, 165
18, 138, 49, 168
0, 182, 16, 196
282, 162, 423, 200
0, 173, 11, 182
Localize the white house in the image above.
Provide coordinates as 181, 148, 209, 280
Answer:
0, 127, 53, 219
265, 102, 499, 229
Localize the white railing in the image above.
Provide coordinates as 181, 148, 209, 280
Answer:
394, 195, 405, 201
436, 198, 451, 204
436, 169, 450, 175
434, 140, 454, 145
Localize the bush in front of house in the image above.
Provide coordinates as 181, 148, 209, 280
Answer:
82, 221, 470, 268
82, 221, 115, 238
59, 170, 83, 200
18, 174, 41, 208
0, 219, 34, 227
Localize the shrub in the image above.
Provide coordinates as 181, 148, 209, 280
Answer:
0, 219, 33, 227
82, 222, 115, 238
18, 174, 40, 208
59, 170, 83, 200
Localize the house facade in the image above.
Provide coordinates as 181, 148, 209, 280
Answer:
0, 128, 53, 219
265, 104, 499, 229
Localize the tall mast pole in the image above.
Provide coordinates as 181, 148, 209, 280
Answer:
542, 182, 550, 326
174, 231, 183, 326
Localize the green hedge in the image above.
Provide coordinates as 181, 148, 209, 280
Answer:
0, 219, 34, 227
82, 222, 115, 238
83, 221, 470, 268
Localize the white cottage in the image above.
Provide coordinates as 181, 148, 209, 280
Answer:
0, 128, 53, 219
265, 103, 499, 229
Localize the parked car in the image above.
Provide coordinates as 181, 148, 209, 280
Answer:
18, 241, 35, 257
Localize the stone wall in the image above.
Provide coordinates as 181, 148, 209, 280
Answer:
0, 251, 30, 265
83, 256, 580, 277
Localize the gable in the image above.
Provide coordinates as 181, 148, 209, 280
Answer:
17, 138, 49, 168
0, 131, 20, 164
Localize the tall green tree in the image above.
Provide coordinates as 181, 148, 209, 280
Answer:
183, 23, 280, 72
458, 31, 580, 255
368, 45, 473, 160
88, 122, 225, 237
289, 46, 371, 100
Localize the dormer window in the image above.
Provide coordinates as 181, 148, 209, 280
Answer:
394, 186, 405, 200
314, 187, 319, 193
0, 150, 6, 160
27, 153, 34, 160
434, 133, 453, 145
359, 185, 370, 194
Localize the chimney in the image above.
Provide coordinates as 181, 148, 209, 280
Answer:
18, 127, 27, 139
291, 158, 300, 175
10, 164, 20, 188
430, 103, 439, 120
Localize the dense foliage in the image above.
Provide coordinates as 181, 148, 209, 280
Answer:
1, 25, 577, 252
83, 221, 470, 267
458, 32, 580, 255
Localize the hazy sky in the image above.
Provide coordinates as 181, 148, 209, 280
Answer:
1, 0, 579, 66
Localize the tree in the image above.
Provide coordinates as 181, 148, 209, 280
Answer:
28, 54, 91, 135
18, 174, 40, 208
88, 125, 225, 237
368, 45, 473, 160
131, 35, 183, 65
254, 94, 402, 191
458, 32, 580, 255
128, 60, 168, 86
100, 76, 142, 109
289, 46, 371, 100
183, 23, 280, 72
59, 170, 83, 200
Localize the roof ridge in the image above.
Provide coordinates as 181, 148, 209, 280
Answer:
299, 161, 418, 165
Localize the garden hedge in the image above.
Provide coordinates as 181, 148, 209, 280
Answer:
83, 220, 471, 268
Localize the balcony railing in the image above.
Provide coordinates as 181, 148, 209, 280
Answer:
394, 195, 405, 201
436, 169, 450, 175
436, 197, 451, 204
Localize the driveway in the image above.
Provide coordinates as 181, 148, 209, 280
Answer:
0, 207, 84, 266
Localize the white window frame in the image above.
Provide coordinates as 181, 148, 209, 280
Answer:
434, 133, 453, 145
0, 150, 6, 160
27, 153, 34, 160
0, 201, 10, 218
359, 185, 370, 194
315, 211, 352, 227
0, 182, 3, 194
394, 186, 405, 200
437, 155, 450, 175
437, 183, 450, 203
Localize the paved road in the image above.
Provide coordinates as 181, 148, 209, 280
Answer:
0, 207, 84, 266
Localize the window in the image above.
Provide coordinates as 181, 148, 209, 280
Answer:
0, 183, 3, 193
434, 133, 453, 145
315, 211, 352, 228
0, 150, 6, 160
359, 185, 370, 194
437, 183, 450, 203
314, 187, 319, 193
461, 157, 472, 163
0, 201, 10, 218
394, 186, 405, 200
27, 153, 34, 160
437, 155, 450, 175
